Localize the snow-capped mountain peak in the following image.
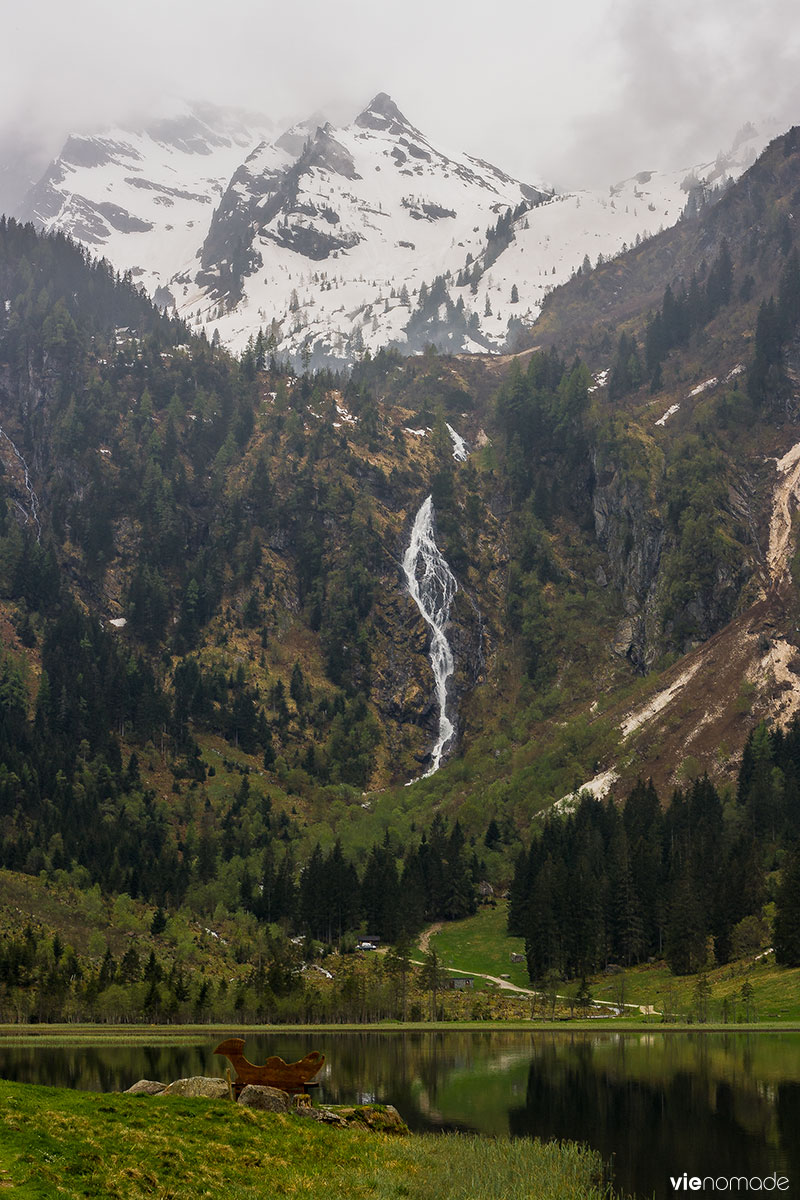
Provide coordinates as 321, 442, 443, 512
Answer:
18, 98, 785, 369
355, 92, 422, 138
179, 94, 550, 362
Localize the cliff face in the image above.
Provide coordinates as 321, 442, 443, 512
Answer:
591, 454, 665, 671
592, 457, 763, 673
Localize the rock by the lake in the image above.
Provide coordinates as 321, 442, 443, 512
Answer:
296, 1103, 408, 1134
348, 1104, 408, 1134
124, 1079, 166, 1096
158, 1076, 229, 1099
237, 1085, 291, 1112
297, 1107, 349, 1127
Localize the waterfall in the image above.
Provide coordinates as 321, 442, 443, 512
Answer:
0, 424, 41, 542
402, 495, 458, 779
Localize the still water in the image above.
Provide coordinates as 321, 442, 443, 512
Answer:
2, 1030, 799, 1199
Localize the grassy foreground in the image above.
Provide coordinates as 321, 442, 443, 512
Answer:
0, 1080, 621, 1200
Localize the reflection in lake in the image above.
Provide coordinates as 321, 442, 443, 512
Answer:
2, 1031, 799, 1199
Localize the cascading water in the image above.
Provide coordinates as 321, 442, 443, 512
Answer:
0, 424, 40, 542
402, 495, 458, 780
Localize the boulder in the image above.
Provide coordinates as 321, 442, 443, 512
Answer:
124, 1079, 166, 1096
296, 1107, 349, 1127
237, 1085, 291, 1112
346, 1104, 408, 1134
158, 1076, 229, 1099
296, 1103, 408, 1134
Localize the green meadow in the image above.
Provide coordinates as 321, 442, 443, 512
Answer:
0, 1080, 622, 1199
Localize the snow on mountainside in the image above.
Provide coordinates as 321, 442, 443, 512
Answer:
179, 93, 550, 362
21, 98, 782, 366
176, 107, 785, 365
456, 153, 759, 347
17, 101, 274, 305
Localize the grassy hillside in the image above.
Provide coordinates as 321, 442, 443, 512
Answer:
421, 904, 530, 990
423, 904, 800, 1023
0, 1080, 622, 1199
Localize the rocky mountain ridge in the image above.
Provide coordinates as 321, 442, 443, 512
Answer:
16, 96, 780, 367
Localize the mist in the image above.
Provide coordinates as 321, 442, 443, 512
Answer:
1, 0, 798, 212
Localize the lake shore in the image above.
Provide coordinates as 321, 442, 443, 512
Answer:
3, 1018, 800, 1044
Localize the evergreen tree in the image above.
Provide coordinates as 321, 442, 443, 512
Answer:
774, 844, 800, 965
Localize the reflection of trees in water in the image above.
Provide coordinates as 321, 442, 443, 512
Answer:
776, 1083, 800, 1182
0, 1031, 529, 1116
0, 1045, 214, 1091
509, 1055, 780, 1200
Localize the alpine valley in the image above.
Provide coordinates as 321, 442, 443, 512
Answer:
2, 97, 800, 1028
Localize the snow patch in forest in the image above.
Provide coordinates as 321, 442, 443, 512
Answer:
688, 377, 718, 397
655, 404, 680, 426
553, 769, 619, 814
446, 422, 468, 461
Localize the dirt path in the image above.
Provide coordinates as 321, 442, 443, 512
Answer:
410, 954, 648, 1011
413, 958, 537, 996
409, 954, 536, 995
418, 922, 442, 954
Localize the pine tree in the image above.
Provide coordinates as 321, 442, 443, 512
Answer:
774, 844, 800, 965
150, 907, 167, 936
420, 947, 443, 1021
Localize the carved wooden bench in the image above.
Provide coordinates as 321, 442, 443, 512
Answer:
214, 1038, 325, 1099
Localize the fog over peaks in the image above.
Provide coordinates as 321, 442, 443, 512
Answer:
1, 0, 798, 213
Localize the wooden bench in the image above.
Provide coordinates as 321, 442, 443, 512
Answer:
214, 1038, 325, 1100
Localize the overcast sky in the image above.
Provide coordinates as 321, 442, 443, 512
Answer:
1, 0, 799, 206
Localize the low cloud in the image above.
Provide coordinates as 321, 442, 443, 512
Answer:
1, 0, 797, 212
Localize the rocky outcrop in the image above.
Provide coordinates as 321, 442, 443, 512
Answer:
158, 1076, 230, 1099
592, 445, 758, 668
295, 1103, 409, 1134
122, 1075, 408, 1134
237, 1085, 291, 1112
124, 1079, 166, 1095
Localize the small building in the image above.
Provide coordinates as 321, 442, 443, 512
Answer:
444, 976, 474, 990
478, 881, 495, 898
510, 952, 526, 964
358, 935, 381, 951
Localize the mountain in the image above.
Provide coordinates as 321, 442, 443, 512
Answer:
1, 125, 799, 804
163, 103, 782, 364
16, 100, 274, 306
3, 122, 800, 1007
183, 92, 549, 361
19, 96, 779, 367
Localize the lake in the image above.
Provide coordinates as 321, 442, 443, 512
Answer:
2, 1029, 799, 1199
